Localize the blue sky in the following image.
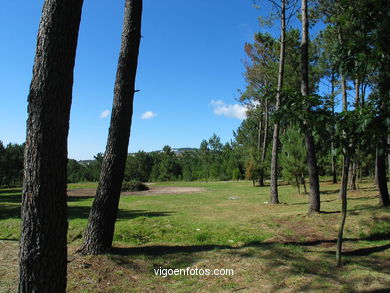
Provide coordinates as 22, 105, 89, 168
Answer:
0, 0, 285, 160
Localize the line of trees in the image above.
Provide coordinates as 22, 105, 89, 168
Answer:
0, 141, 24, 187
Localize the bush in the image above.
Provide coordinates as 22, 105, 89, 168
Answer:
121, 180, 149, 192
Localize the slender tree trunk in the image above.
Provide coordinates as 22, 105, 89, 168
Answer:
259, 98, 269, 187
336, 155, 350, 267
301, 0, 320, 214
261, 98, 269, 164
338, 72, 348, 200
301, 173, 307, 194
79, 0, 142, 255
270, 0, 286, 204
331, 72, 337, 184
257, 108, 264, 187
296, 176, 301, 194
19, 1, 83, 292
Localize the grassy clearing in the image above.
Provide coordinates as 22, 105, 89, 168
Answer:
0, 180, 389, 292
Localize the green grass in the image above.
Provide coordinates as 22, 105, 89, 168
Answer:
1, 180, 390, 292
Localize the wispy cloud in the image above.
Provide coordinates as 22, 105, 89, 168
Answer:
141, 111, 157, 120
210, 100, 247, 120
99, 109, 110, 119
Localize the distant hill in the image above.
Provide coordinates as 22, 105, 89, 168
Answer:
128, 147, 198, 156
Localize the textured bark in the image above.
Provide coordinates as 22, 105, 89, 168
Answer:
348, 162, 358, 190
79, 0, 142, 255
336, 155, 350, 267
301, 0, 320, 214
18, 1, 83, 292
376, 149, 389, 206
269, 0, 286, 204
376, 60, 390, 206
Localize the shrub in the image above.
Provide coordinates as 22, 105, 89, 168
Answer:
121, 180, 149, 192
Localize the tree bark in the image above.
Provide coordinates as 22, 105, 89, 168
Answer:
376, 148, 389, 206
19, 1, 83, 292
79, 0, 142, 255
269, 0, 286, 204
301, 0, 320, 214
336, 155, 350, 267
376, 60, 390, 206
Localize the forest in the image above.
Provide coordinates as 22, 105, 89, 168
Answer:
0, 0, 389, 292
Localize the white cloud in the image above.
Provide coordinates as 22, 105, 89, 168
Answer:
99, 109, 110, 118
141, 111, 157, 120
210, 100, 247, 120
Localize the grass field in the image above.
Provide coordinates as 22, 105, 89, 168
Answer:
0, 180, 389, 292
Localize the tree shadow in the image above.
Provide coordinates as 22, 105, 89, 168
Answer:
320, 210, 340, 214
68, 206, 174, 220
0, 194, 22, 204
0, 188, 22, 195
67, 196, 94, 202
0, 204, 20, 219
343, 243, 390, 256
321, 189, 340, 195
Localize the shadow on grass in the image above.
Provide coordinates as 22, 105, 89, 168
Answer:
0, 194, 22, 204
0, 205, 20, 220
321, 189, 340, 195
343, 243, 390, 256
0, 188, 22, 195
0, 202, 174, 222
68, 206, 174, 220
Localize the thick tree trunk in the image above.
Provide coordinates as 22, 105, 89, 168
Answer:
376, 61, 390, 206
349, 162, 358, 190
19, 1, 83, 292
79, 0, 142, 255
336, 155, 350, 267
377, 146, 389, 206
301, 0, 320, 214
269, 0, 285, 204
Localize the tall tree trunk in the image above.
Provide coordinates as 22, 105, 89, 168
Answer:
79, 0, 142, 255
259, 98, 269, 187
331, 71, 337, 184
269, 0, 286, 204
257, 106, 264, 187
376, 61, 390, 206
301, 0, 320, 214
338, 72, 348, 199
336, 155, 350, 267
19, 1, 83, 292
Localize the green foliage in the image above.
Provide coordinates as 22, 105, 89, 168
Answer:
280, 127, 307, 192
0, 142, 24, 187
121, 180, 149, 192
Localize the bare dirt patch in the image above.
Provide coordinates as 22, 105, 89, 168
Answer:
67, 185, 206, 198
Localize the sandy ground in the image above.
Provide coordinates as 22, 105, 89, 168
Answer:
67, 185, 206, 197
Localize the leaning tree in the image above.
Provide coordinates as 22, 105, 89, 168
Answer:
79, 0, 143, 255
